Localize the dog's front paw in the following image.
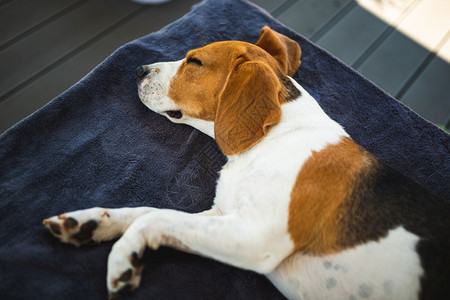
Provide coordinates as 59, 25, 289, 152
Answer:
107, 240, 144, 299
43, 208, 112, 246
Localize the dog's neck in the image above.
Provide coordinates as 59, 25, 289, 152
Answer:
227, 79, 348, 161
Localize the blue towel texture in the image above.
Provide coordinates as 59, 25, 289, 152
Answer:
0, 0, 448, 298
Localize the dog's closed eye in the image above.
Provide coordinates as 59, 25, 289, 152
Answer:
186, 57, 202, 66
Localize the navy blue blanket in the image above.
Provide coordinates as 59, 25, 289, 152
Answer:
0, 0, 448, 299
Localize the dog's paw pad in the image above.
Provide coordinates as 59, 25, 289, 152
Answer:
130, 251, 143, 268
108, 283, 134, 299
118, 269, 133, 282
48, 222, 62, 235
64, 217, 78, 229
70, 220, 98, 244
43, 209, 109, 246
43, 217, 98, 246
108, 252, 143, 297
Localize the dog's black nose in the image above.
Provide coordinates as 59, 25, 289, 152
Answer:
136, 66, 149, 78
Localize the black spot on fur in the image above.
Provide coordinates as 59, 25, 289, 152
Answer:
325, 277, 337, 289
279, 73, 301, 102
358, 283, 373, 298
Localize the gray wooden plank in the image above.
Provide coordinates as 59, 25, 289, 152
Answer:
249, 0, 286, 13
0, 0, 140, 102
276, 0, 352, 38
357, 30, 428, 96
0, 0, 200, 133
356, 0, 450, 97
316, 0, 419, 67
400, 38, 450, 125
0, 0, 81, 48
316, 5, 386, 65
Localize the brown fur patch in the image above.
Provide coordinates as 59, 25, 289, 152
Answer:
288, 137, 374, 255
167, 27, 302, 155
214, 59, 283, 155
168, 42, 248, 121
168, 41, 285, 121
255, 26, 301, 76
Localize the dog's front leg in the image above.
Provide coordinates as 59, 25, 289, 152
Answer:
43, 207, 158, 246
43, 206, 219, 246
107, 209, 291, 296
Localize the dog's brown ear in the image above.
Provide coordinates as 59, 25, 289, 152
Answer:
215, 57, 282, 156
255, 26, 301, 76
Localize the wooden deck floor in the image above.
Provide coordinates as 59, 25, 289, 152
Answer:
0, 0, 449, 133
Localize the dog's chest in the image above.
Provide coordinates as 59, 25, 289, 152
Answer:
213, 137, 309, 218
214, 157, 292, 217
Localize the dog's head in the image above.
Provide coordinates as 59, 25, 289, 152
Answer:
137, 26, 301, 155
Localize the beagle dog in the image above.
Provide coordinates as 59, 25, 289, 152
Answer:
43, 26, 449, 299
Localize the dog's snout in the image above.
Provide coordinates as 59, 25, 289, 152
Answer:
136, 66, 149, 79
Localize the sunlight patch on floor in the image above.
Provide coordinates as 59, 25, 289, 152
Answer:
357, 0, 450, 63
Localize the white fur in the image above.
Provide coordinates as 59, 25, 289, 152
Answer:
44, 61, 424, 298
268, 227, 423, 300
138, 59, 215, 137
138, 60, 183, 114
